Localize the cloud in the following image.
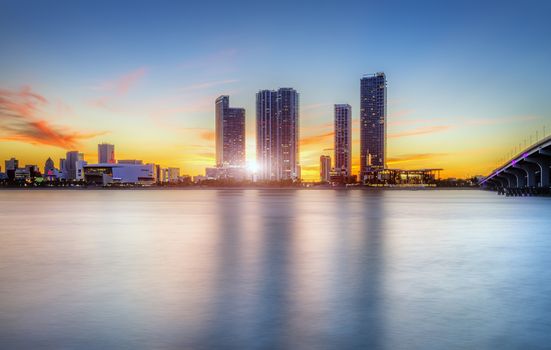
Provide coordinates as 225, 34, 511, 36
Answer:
200, 130, 215, 141
387, 153, 447, 165
93, 67, 147, 95
0, 86, 105, 149
181, 79, 238, 92
389, 125, 451, 138
300, 131, 334, 146
90, 67, 147, 110
465, 115, 541, 126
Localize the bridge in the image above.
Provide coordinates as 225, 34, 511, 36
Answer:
480, 135, 551, 194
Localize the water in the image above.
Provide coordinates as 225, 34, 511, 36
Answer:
0, 189, 550, 349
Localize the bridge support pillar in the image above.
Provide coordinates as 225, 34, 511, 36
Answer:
494, 176, 508, 188
507, 168, 527, 188
501, 172, 517, 188
517, 163, 538, 187
526, 156, 550, 188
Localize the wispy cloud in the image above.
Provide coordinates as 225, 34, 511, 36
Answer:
92, 67, 147, 95
387, 153, 447, 165
464, 115, 541, 126
389, 125, 451, 138
90, 67, 147, 110
181, 79, 238, 92
300, 131, 334, 146
0, 86, 105, 149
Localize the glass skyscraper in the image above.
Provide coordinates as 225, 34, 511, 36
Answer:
256, 88, 300, 181
215, 96, 246, 167
360, 72, 387, 178
334, 104, 352, 176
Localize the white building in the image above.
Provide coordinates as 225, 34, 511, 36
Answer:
83, 163, 155, 186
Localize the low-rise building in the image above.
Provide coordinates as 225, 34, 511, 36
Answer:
83, 163, 155, 186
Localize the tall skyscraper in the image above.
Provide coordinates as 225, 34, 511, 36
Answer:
98, 143, 115, 164
320, 155, 331, 182
256, 88, 300, 181
66, 151, 84, 180
215, 96, 246, 167
277, 88, 300, 180
256, 90, 278, 180
360, 73, 387, 178
334, 104, 352, 176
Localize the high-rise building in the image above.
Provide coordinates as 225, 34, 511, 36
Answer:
215, 96, 246, 167
334, 104, 352, 176
256, 90, 278, 180
360, 72, 387, 178
44, 157, 55, 173
66, 151, 84, 180
5, 158, 18, 171
256, 88, 300, 181
98, 143, 115, 164
320, 155, 331, 182
277, 88, 300, 180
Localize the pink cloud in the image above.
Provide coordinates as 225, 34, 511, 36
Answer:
1, 86, 105, 149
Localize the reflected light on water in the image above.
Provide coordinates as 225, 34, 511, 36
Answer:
1, 189, 551, 349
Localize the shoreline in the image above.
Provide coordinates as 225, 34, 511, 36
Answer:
0, 186, 481, 191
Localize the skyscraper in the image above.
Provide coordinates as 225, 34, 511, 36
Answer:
360, 73, 387, 178
320, 155, 331, 182
334, 104, 352, 176
256, 88, 300, 181
44, 157, 55, 173
256, 90, 278, 180
98, 143, 115, 164
66, 151, 84, 180
215, 96, 246, 167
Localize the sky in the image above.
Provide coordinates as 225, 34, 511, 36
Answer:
1, 0, 551, 180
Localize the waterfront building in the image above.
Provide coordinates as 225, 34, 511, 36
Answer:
44, 158, 55, 173
83, 163, 155, 186
66, 151, 84, 180
334, 104, 352, 176
360, 72, 387, 179
256, 88, 300, 181
320, 155, 331, 182
215, 96, 246, 167
5, 158, 18, 171
205, 166, 247, 181
256, 90, 278, 180
168, 167, 180, 183
118, 160, 143, 165
98, 143, 115, 164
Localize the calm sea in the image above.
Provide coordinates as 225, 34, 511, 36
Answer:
1, 189, 550, 349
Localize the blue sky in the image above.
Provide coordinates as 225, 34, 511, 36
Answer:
1, 0, 550, 178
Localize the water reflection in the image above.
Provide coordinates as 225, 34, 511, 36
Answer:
1, 190, 551, 349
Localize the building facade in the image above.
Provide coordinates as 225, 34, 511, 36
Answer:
215, 96, 246, 167
98, 143, 115, 164
334, 104, 352, 176
256, 88, 300, 181
320, 155, 331, 182
256, 90, 278, 180
360, 72, 387, 178
5, 158, 18, 171
65, 151, 84, 180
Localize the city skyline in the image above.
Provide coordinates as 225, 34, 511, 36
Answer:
1, 1, 550, 180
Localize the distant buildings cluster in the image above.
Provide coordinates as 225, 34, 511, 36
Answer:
1, 144, 187, 187
1, 72, 447, 187
209, 73, 388, 184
